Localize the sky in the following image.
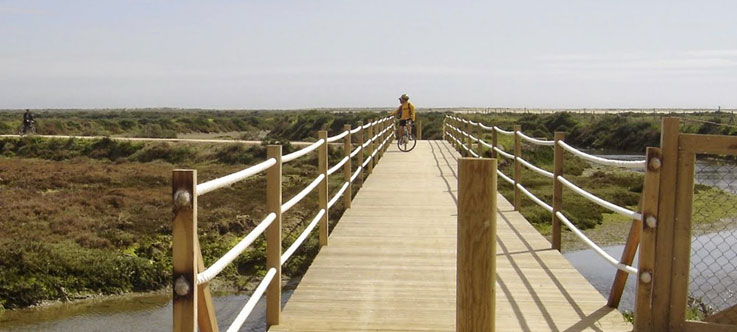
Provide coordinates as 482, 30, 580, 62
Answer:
1, 0, 736, 109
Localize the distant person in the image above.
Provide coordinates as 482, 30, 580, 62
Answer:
390, 94, 415, 140
22, 109, 34, 135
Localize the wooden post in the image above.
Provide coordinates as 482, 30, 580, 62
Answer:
608, 201, 643, 308
491, 127, 498, 159
356, 121, 364, 185
652, 117, 680, 331
551, 132, 565, 251
367, 123, 374, 175
457, 157, 497, 332
196, 239, 219, 332
476, 123, 482, 154
343, 124, 352, 209
669, 147, 696, 330
466, 121, 473, 157
634, 147, 662, 332
417, 120, 423, 141
318, 131, 329, 247
442, 118, 446, 141
265, 145, 282, 326
172, 169, 198, 332
513, 125, 522, 211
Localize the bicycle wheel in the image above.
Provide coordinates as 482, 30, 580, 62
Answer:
397, 132, 417, 152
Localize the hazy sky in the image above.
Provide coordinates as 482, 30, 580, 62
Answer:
1, 0, 736, 109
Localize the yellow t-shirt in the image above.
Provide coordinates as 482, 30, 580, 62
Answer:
391, 102, 415, 121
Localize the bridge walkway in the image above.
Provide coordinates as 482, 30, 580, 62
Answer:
269, 140, 631, 331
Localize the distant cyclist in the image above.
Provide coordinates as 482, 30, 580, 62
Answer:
22, 109, 35, 135
390, 94, 415, 140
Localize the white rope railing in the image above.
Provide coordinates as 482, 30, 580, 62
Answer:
350, 126, 362, 134
281, 174, 325, 213
197, 158, 277, 196
517, 131, 555, 146
350, 145, 362, 158
281, 209, 326, 264
495, 127, 514, 135
498, 170, 514, 185
328, 156, 349, 175
479, 122, 494, 131
326, 130, 349, 143
518, 157, 554, 179
282, 139, 325, 163
226, 267, 277, 332
479, 139, 493, 149
350, 165, 362, 183
196, 213, 277, 285
447, 132, 479, 158
556, 175, 642, 221
558, 141, 646, 169
494, 147, 514, 160
328, 181, 350, 209
555, 211, 638, 275
517, 183, 553, 213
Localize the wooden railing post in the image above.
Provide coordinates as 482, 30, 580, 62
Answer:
417, 120, 423, 141
442, 118, 446, 141
343, 124, 352, 209
457, 157, 497, 332
367, 123, 374, 175
476, 123, 482, 153
196, 239, 218, 332
318, 131, 329, 246
651, 117, 680, 331
265, 145, 282, 326
513, 125, 522, 211
491, 125, 498, 159
551, 132, 565, 251
172, 169, 198, 332
466, 121, 473, 156
356, 121, 364, 185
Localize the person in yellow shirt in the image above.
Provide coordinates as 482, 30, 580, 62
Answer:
390, 93, 415, 141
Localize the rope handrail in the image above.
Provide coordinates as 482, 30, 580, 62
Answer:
328, 181, 350, 209
498, 170, 514, 185
197, 158, 277, 196
517, 131, 555, 146
494, 146, 514, 160
448, 133, 479, 158
516, 183, 553, 213
281, 173, 325, 213
328, 156, 349, 175
349, 126, 362, 134
479, 139, 493, 149
226, 267, 277, 332
349, 145, 363, 158
196, 213, 276, 285
557, 141, 646, 168
326, 130, 349, 143
556, 175, 642, 221
555, 211, 638, 275
518, 157, 554, 179
281, 209, 326, 264
479, 122, 494, 131
495, 127, 514, 135
361, 154, 372, 168
350, 165, 363, 183
282, 139, 325, 163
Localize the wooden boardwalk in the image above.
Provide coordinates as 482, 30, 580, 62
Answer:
270, 141, 632, 332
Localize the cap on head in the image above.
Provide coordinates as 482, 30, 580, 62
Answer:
399, 94, 410, 101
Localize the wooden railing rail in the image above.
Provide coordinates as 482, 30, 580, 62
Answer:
172, 116, 394, 332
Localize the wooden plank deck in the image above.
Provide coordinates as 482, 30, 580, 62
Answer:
269, 140, 632, 332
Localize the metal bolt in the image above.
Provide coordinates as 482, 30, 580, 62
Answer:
173, 190, 191, 209
174, 276, 190, 296
646, 215, 657, 228
640, 271, 652, 284
649, 157, 662, 170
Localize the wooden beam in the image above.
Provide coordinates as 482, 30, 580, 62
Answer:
513, 125, 522, 211
196, 239, 219, 332
551, 132, 565, 251
607, 207, 642, 308
705, 303, 737, 326
172, 169, 197, 332
356, 121, 364, 186
266, 145, 282, 326
679, 133, 737, 155
669, 149, 696, 330
318, 131, 329, 247
457, 157, 497, 332
343, 124, 352, 209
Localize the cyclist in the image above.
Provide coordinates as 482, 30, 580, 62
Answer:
22, 109, 34, 135
390, 94, 415, 141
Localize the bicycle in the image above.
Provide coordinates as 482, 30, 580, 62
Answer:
397, 120, 417, 152
18, 120, 37, 136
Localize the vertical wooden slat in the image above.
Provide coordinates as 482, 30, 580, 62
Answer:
457, 157, 497, 332
367, 124, 374, 175
551, 132, 565, 251
172, 169, 197, 332
466, 121, 473, 157
343, 124, 352, 209
318, 131, 329, 247
356, 121, 364, 185
491, 127, 498, 159
635, 147, 663, 332
669, 149, 696, 331
266, 145, 282, 326
196, 238, 218, 332
607, 209, 642, 308
513, 125, 522, 211
652, 117, 680, 331
476, 123, 482, 154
